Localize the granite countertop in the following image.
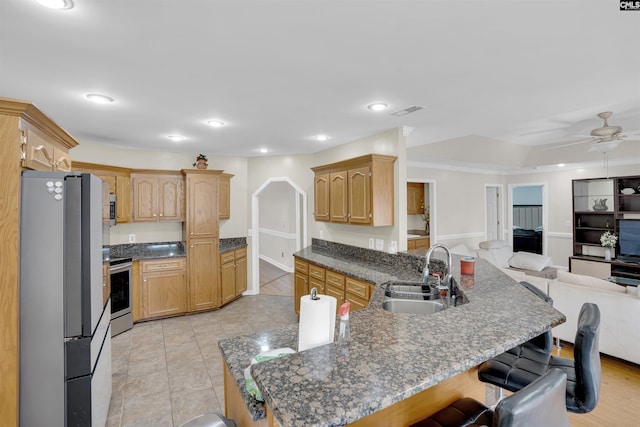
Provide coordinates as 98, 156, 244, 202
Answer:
108, 237, 247, 261
218, 241, 565, 427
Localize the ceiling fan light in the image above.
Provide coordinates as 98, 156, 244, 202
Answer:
590, 141, 620, 153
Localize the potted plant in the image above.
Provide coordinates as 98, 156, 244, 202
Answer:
193, 154, 208, 169
600, 230, 617, 261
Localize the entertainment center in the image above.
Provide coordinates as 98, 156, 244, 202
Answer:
570, 175, 640, 283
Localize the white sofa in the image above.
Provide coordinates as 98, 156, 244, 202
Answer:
500, 268, 640, 365
548, 271, 640, 366
474, 240, 556, 279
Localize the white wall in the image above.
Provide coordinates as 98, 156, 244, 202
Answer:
258, 181, 297, 270
408, 166, 505, 250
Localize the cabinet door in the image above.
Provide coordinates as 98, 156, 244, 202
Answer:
220, 259, 236, 304
235, 252, 247, 295
346, 294, 368, 312
294, 272, 309, 314
22, 127, 54, 171
132, 176, 157, 221
186, 174, 218, 239
330, 171, 348, 223
158, 176, 183, 221
219, 174, 231, 220
141, 270, 186, 319
314, 173, 330, 222
53, 147, 71, 171
188, 238, 219, 311
348, 166, 371, 224
115, 174, 131, 223
407, 182, 424, 214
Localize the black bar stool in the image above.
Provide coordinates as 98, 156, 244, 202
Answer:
478, 303, 601, 414
411, 368, 570, 427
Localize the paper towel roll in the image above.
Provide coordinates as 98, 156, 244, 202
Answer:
298, 294, 337, 352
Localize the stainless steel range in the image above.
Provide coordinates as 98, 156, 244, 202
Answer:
110, 258, 133, 336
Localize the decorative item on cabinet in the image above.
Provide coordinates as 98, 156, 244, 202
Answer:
311, 154, 397, 226
193, 153, 208, 169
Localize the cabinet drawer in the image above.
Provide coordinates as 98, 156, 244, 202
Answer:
142, 258, 186, 273
326, 270, 345, 289
346, 277, 371, 299
235, 247, 247, 259
295, 258, 309, 274
309, 264, 326, 281
221, 251, 235, 264
309, 278, 325, 295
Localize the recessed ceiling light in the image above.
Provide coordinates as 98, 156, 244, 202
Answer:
167, 135, 184, 142
86, 94, 114, 104
206, 120, 225, 128
558, 163, 566, 167
368, 103, 388, 111
37, 0, 74, 9
314, 135, 330, 141
259, 148, 269, 154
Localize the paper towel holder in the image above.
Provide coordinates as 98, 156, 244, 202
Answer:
310, 287, 319, 300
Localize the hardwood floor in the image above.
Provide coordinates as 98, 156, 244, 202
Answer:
259, 259, 294, 297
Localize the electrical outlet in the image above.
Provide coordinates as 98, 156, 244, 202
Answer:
128, 234, 136, 243
375, 239, 384, 251
369, 238, 375, 249
248, 228, 252, 236
389, 240, 398, 254
320, 229, 324, 239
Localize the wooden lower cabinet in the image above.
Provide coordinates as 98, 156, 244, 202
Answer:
188, 238, 220, 312
140, 258, 186, 320
408, 237, 430, 250
293, 256, 374, 314
220, 247, 247, 305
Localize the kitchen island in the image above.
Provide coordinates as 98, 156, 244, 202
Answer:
218, 241, 565, 427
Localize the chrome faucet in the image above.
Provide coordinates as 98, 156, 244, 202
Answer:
422, 244, 453, 291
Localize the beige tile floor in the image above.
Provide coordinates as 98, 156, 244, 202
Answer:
107, 294, 297, 427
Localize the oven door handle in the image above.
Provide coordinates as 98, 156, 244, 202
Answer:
110, 262, 132, 273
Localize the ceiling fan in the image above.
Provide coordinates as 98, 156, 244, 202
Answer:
544, 111, 640, 152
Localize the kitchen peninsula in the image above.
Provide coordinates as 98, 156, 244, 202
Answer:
219, 241, 565, 427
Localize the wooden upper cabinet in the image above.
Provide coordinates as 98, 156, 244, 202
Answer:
183, 170, 220, 239
20, 120, 74, 172
219, 173, 233, 220
348, 166, 371, 224
314, 173, 330, 222
72, 162, 131, 223
407, 182, 425, 215
329, 171, 348, 223
131, 173, 183, 222
312, 154, 396, 226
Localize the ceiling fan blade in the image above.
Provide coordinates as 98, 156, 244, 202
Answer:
542, 139, 593, 150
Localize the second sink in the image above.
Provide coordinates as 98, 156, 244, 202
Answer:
382, 299, 445, 315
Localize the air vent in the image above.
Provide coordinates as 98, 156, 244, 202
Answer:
391, 105, 424, 116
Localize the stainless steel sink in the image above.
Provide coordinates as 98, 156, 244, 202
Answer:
382, 299, 445, 315
383, 281, 439, 301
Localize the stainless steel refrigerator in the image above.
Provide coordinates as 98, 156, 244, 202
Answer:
20, 171, 112, 427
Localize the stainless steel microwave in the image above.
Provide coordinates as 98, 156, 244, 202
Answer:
109, 194, 116, 226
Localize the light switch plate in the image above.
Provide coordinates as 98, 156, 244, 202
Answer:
369, 238, 375, 249
389, 240, 397, 254
375, 239, 384, 251
128, 234, 136, 243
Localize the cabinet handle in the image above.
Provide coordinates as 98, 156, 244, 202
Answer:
143, 279, 147, 283
153, 214, 157, 217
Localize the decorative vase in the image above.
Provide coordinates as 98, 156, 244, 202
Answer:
605, 248, 612, 261
196, 159, 208, 169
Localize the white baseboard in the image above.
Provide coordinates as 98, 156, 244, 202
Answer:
259, 254, 294, 273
